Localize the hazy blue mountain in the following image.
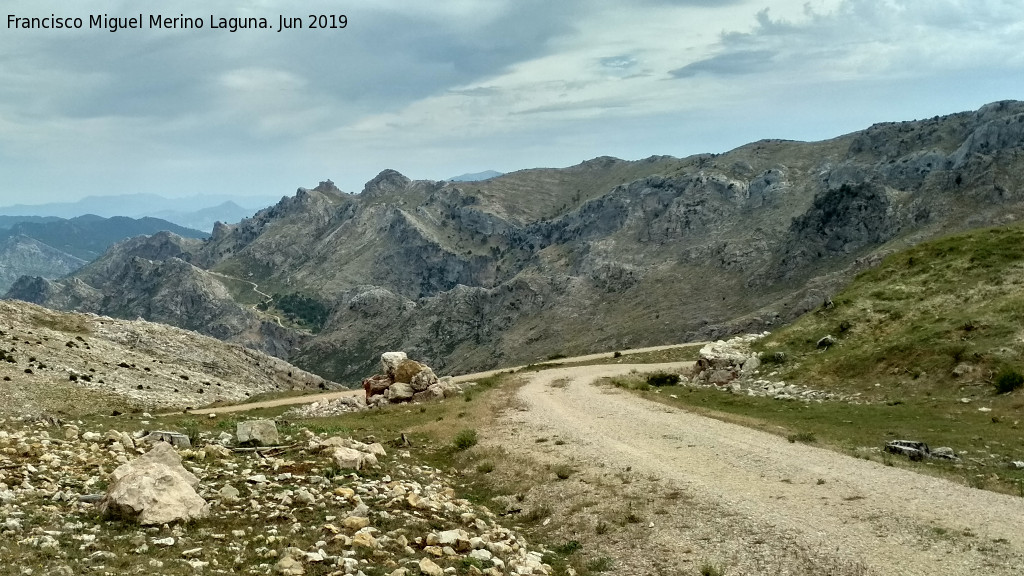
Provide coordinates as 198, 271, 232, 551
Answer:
0, 193, 279, 224
0, 216, 62, 229
150, 201, 258, 232
449, 170, 503, 182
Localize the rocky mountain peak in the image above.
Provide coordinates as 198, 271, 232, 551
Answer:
362, 169, 412, 196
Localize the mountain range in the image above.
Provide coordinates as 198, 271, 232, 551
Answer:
0, 194, 279, 232
7, 100, 1024, 383
0, 215, 207, 292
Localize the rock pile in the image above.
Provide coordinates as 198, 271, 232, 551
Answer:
692, 333, 766, 385
362, 352, 462, 407
0, 415, 554, 575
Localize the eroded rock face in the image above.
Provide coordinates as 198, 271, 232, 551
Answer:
99, 442, 209, 525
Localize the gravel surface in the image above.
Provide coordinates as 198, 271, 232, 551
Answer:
501, 362, 1024, 575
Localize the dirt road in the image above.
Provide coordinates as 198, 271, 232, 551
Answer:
186, 342, 701, 414
500, 363, 1024, 575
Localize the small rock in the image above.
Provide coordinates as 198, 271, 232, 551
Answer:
419, 558, 444, 576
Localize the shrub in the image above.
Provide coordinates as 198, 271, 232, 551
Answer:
476, 461, 495, 473
762, 350, 787, 365
994, 367, 1024, 394
552, 464, 573, 480
646, 373, 680, 387
452, 429, 478, 450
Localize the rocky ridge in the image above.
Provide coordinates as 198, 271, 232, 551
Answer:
11, 101, 1024, 381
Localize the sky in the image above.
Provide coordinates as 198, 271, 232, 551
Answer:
2, 0, 1024, 204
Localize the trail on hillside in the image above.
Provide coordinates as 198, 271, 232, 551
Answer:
496, 363, 1024, 575
207, 270, 283, 327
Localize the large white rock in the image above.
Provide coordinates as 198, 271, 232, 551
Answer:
99, 442, 209, 525
236, 420, 280, 446
380, 351, 408, 375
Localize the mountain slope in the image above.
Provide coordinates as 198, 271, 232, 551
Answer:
0, 299, 332, 418
0, 235, 86, 293
10, 100, 1024, 382
754, 221, 1024, 398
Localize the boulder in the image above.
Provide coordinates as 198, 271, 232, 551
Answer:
143, 430, 192, 449
885, 440, 929, 461
386, 382, 414, 402
380, 351, 408, 375
331, 447, 364, 469
817, 335, 836, 349
931, 447, 959, 461
236, 420, 279, 446
99, 443, 209, 525
362, 374, 391, 402
410, 366, 438, 391
393, 359, 426, 384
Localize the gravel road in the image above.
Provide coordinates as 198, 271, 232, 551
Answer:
501, 362, 1024, 575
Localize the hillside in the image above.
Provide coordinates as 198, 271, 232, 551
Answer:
9, 100, 1024, 382
0, 299, 332, 418
754, 222, 1024, 400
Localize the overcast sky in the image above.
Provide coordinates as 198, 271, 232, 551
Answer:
2, 0, 1023, 204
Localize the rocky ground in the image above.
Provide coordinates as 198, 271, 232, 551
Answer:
0, 415, 555, 576
0, 300, 333, 418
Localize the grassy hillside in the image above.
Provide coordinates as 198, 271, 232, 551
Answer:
755, 222, 1024, 401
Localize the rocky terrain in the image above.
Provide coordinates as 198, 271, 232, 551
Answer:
0, 416, 553, 576
0, 299, 332, 418
10, 101, 1024, 381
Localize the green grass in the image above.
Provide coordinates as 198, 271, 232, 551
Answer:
755, 223, 1024, 399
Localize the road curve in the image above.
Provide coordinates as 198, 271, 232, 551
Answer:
500, 363, 1024, 575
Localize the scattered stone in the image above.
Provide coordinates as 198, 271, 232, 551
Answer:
816, 335, 836, 349
419, 557, 444, 576
143, 430, 192, 449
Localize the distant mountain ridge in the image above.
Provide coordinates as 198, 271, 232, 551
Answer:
0, 215, 208, 292
449, 170, 503, 182
0, 193, 279, 231
10, 100, 1024, 383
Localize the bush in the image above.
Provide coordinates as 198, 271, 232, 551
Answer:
452, 429, 478, 450
994, 367, 1024, 394
646, 373, 680, 387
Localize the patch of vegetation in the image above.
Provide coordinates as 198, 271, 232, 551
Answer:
268, 292, 331, 332
646, 372, 680, 387
994, 367, 1024, 394
787, 431, 817, 444
452, 428, 479, 450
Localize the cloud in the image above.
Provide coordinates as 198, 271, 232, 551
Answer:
669, 49, 775, 78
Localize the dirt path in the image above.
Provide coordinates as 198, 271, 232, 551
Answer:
207, 271, 283, 327
187, 342, 702, 414
499, 363, 1024, 575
